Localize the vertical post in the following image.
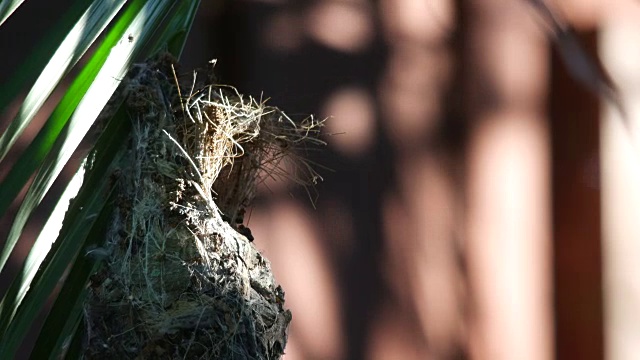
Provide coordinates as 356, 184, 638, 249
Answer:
549, 30, 604, 360
600, 12, 640, 360
463, 1, 553, 359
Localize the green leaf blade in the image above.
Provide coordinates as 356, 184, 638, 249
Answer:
0, 0, 24, 27
0, 0, 91, 115
0, 0, 128, 164
0, 0, 148, 273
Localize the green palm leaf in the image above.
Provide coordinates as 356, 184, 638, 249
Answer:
0, 0, 201, 357
0, 0, 128, 164
0, 0, 24, 26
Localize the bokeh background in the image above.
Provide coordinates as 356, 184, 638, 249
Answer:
3, 0, 640, 359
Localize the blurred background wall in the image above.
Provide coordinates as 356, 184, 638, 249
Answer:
3, 0, 640, 359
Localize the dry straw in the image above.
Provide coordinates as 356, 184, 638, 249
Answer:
84, 53, 323, 359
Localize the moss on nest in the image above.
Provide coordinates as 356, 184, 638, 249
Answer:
84, 53, 323, 359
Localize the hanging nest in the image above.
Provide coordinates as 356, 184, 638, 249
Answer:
84, 53, 323, 359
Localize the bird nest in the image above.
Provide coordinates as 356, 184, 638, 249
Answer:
84, 53, 323, 359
